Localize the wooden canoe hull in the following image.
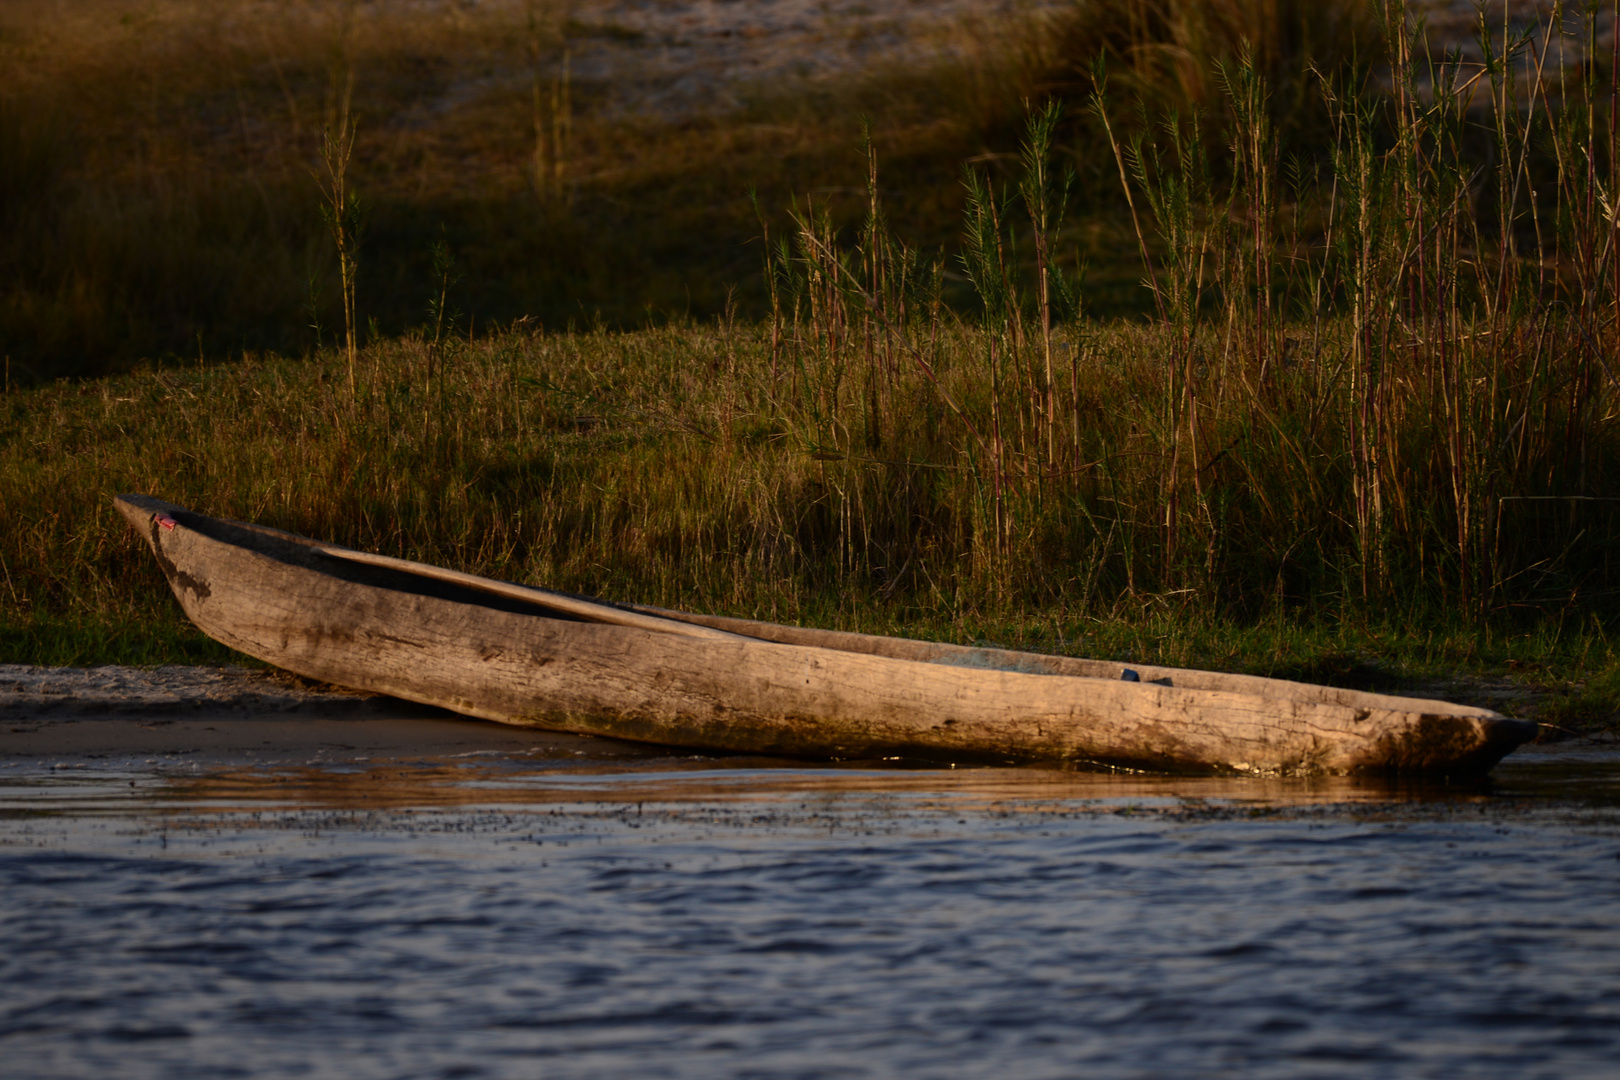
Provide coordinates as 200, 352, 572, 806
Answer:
115, 494, 1538, 776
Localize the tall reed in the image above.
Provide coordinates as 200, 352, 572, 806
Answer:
315, 34, 362, 400
747, 0, 1620, 623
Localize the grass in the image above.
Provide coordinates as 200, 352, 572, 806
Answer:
0, 0, 1387, 382
1, 319, 1616, 729
3, 1, 1620, 734
1044, 0, 1381, 135
0, 0, 1065, 382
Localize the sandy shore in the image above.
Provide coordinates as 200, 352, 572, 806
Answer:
0, 663, 667, 767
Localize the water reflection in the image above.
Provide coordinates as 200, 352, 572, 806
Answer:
216, 758, 1526, 807
0, 756, 1529, 817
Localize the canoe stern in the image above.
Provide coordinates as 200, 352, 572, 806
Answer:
1355, 711, 1539, 778
115, 493, 175, 551
115, 493, 222, 618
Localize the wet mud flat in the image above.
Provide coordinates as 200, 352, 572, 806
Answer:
4, 668, 1620, 1079
0, 663, 670, 769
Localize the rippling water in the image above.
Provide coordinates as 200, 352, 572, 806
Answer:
4, 755, 1620, 1079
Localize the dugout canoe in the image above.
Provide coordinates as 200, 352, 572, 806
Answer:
115, 494, 1538, 777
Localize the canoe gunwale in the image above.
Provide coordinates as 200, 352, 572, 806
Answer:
118, 494, 741, 641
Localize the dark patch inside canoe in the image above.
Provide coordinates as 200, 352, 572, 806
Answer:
172, 509, 594, 624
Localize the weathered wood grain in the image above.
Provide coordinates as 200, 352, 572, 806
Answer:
625, 605, 1494, 717
115, 494, 1538, 776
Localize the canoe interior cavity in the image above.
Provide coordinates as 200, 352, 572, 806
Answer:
175, 509, 596, 624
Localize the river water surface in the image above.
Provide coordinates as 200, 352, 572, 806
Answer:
4, 747, 1619, 1079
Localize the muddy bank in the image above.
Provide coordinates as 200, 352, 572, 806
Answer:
0, 664, 665, 766
5, 662, 1611, 779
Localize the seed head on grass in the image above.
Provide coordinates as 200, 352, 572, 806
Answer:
315, 62, 363, 404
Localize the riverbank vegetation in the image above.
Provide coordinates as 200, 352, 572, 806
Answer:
3, 316, 1614, 721
1, 0, 1069, 381
4, 1, 1620, 730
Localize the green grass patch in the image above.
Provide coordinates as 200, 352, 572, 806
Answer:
0, 612, 247, 669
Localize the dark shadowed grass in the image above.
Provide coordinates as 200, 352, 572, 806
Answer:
0, 0, 1407, 382
1043, 0, 1382, 139
0, 0, 1076, 382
